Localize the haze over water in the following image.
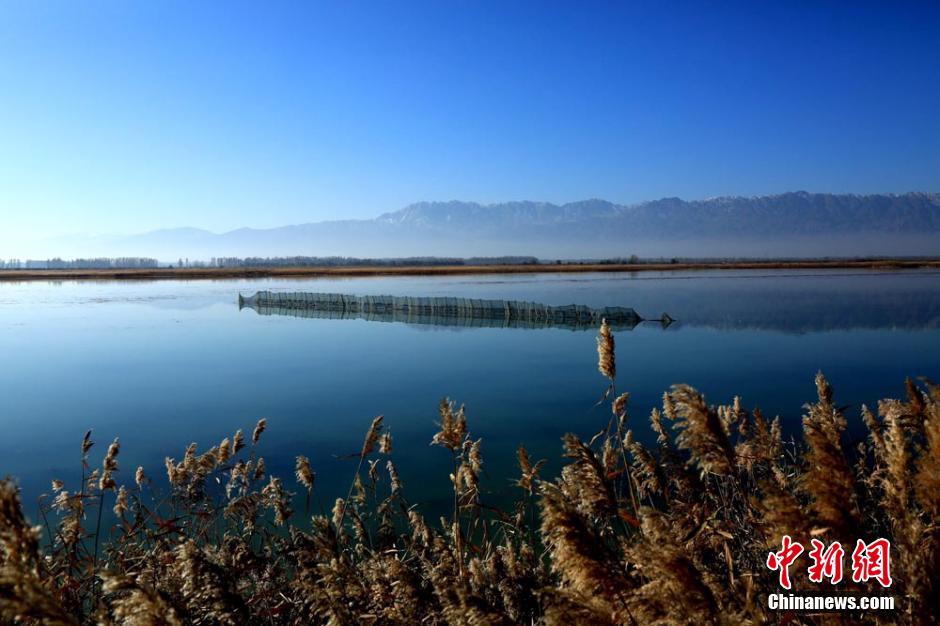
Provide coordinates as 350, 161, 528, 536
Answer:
2, 269, 939, 517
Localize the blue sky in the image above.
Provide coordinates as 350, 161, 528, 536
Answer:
1, 1, 938, 247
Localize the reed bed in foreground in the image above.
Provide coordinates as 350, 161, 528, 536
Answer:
2, 324, 939, 625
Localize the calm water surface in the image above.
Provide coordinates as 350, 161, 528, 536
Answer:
2, 269, 939, 517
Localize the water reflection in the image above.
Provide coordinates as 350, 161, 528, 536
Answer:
232, 272, 940, 334
622, 273, 940, 333
238, 290, 674, 331
2, 269, 938, 524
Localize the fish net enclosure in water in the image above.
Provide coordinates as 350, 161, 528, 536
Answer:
238, 291, 673, 331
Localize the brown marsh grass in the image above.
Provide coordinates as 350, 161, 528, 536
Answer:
2, 323, 939, 625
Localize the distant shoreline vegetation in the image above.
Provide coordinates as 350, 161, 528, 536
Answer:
0, 257, 161, 270
2, 254, 940, 271
0, 258, 940, 282
0, 256, 540, 270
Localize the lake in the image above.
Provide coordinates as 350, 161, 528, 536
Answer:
2, 269, 939, 519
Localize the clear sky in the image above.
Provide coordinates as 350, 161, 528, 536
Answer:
1, 0, 938, 248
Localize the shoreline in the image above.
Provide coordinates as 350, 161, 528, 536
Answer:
1, 258, 939, 282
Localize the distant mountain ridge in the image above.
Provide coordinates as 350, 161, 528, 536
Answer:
42, 192, 940, 260
375, 192, 940, 235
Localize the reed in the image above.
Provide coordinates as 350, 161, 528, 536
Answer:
1, 331, 939, 625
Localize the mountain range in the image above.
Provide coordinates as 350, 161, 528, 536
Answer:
41, 192, 940, 260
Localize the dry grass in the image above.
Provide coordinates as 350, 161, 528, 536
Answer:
1, 258, 939, 282
2, 333, 939, 624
